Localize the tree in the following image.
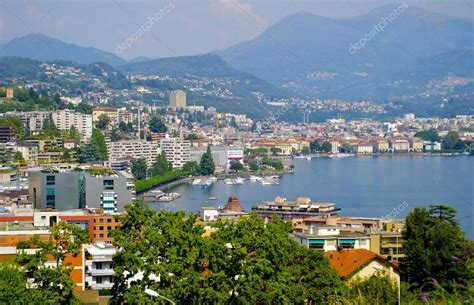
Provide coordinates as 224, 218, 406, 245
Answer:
310, 141, 321, 152
68, 126, 81, 139
13, 151, 24, 162
131, 158, 147, 180
110, 128, 121, 142
270, 147, 282, 155
111, 203, 347, 304
402, 206, 473, 294
200, 146, 215, 175
0, 262, 37, 302
149, 116, 167, 133
321, 141, 332, 153
0, 147, 12, 164
301, 146, 310, 155
149, 153, 170, 176
415, 129, 440, 142
95, 114, 111, 129
229, 160, 243, 172
272, 160, 284, 170
249, 160, 259, 171
182, 161, 200, 174
261, 155, 273, 166
442, 131, 464, 150
15, 222, 89, 304
349, 275, 398, 305
90, 129, 108, 161
42, 113, 57, 131
185, 133, 198, 140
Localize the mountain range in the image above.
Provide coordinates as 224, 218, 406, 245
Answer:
0, 4, 473, 106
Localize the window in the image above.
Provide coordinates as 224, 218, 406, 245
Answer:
46, 175, 55, 185
99, 219, 104, 223
107, 218, 112, 223
96, 277, 102, 284
107, 226, 112, 231
96, 262, 103, 270
46, 188, 56, 208
103, 179, 114, 190
99, 226, 104, 230
99, 234, 104, 238
41, 216, 46, 220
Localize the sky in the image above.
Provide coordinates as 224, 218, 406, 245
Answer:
0, 0, 472, 60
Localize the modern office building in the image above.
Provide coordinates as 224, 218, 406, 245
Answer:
160, 138, 190, 168
83, 174, 133, 214
29, 171, 82, 211
28, 171, 133, 213
169, 90, 187, 108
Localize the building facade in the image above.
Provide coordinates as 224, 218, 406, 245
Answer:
169, 90, 186, 108
107, 140, 160, 166
160, 138, 190, 168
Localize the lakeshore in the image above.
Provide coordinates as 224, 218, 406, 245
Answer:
149, 156, 474, 239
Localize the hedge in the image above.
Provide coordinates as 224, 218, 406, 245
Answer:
135, 170, 190, 193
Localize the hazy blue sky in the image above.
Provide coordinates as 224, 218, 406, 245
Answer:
1, 0, 472, 59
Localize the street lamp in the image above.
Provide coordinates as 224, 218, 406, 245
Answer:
373, 265, 400, 305
144, 288, 175, 304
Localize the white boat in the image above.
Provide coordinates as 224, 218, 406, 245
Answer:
224, 178, 234, 185
306, 156, 312, 160
260, 178, 279, 186
235, 177, 244, 184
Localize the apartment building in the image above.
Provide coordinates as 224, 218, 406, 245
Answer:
84, 243, 116, 290
160, 138, 191, 168
93, 214, 122, 244
389, 139, 410, 152
370, 231, 405, 262
107, 140, 160, 166
169, 90, 187, 108
352, 143, 374, 154
52, 109, 93, 140
15, 141, 39, 164
293, 227, 370, 251
409, 138, 424, 152
92, 107, 118, 126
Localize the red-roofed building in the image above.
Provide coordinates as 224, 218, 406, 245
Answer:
324, 248, 400, 284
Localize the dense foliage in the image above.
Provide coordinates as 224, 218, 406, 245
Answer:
111, 202, 346, 304
199, 145, 215, 175
402, 205, 474, 302
134, 170, 190, 193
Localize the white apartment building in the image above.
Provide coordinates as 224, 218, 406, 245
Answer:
107, 140, 160, 166
293, 227, 371, 252
52, 109, 93, 140
84, 243, 116, 290
15, 111, 47, 134
160, 138, 191, 169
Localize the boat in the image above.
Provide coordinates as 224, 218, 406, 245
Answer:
260, 178, 279, 186
192, 177, 215, 186
156, 192, 181, 202
208, 196, 219, 200
306, 156, 312, 160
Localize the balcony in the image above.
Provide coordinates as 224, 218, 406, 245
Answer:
87, 268, 115, 276
91, 282, 114, 289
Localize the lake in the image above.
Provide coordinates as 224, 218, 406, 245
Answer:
148, 156, 474, 238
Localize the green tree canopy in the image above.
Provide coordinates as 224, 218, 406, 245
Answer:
15, 222, 89, 304
229, 160, 243, 172
149, 116, 168, 133
149, 153, 170, 176
111, 202, 346, 304
402, 206, 473, 295
182, 161, 200, 174
415, 129, 440, 142
95, 114, 111, 130
199, 146, 215, 175
131, 158, 148, 180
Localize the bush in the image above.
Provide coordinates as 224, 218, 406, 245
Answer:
135, 170, 190, 193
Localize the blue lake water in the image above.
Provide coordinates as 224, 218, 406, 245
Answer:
149, 156, 474, 238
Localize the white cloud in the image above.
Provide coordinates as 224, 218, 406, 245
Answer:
210, 0, 268, 31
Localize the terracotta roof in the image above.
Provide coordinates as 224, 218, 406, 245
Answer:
324, 249, 396, 278
224, 196, 244, 212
